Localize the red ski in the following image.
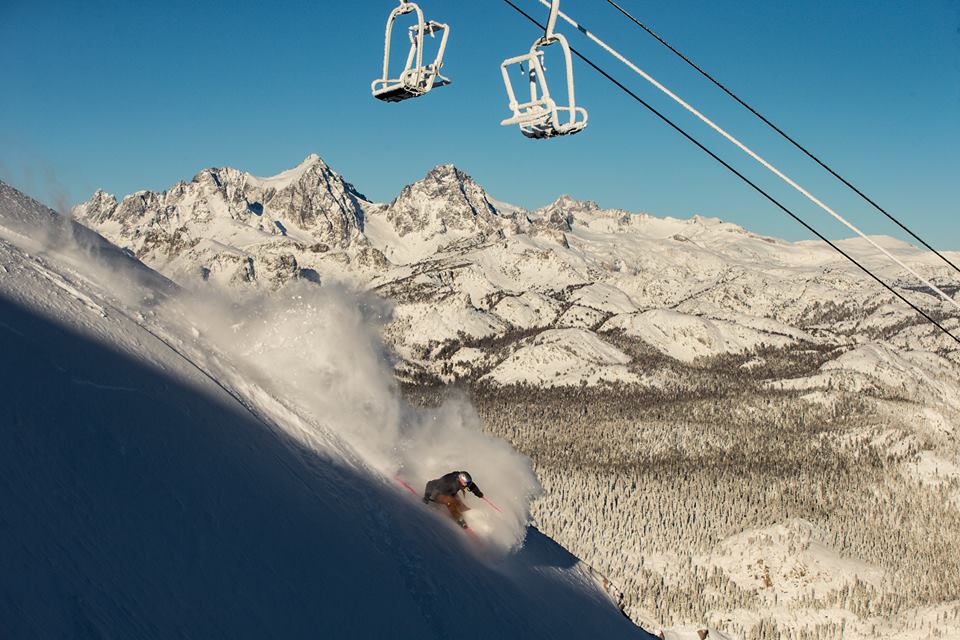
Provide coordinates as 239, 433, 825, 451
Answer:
395, 476, 481, 542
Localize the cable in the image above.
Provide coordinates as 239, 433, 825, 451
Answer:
532, 0, 960, 315
497, 0, 960, 347
604, 0, 960, 279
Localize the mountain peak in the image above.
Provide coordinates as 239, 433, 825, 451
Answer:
244, 153, 333, 191
545, 195, 600, 213
185, 155, 334, 193
74, 153, 369, 283
290, 152, 330, 175
301, 152, 323, 166
85, 189, 119, 212
423, 163, 472, 184
90, 188, 117, 203
396, 163, 491, 204
376, 163, 503, 243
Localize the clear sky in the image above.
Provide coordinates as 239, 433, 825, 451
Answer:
2, 0, 958, 248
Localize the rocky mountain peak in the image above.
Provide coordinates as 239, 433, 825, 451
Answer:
84, 189, 119, 214
381, 164, 503, 239
540, 195, 600, 216
408, 164, 489, 200
242, 155, 368, 238
244, 154, 348, 191
422, 163, 469, 183
300, 152, 324, 167
531, 195, 638, 230
526, 195, 595, 232
72, 154, 374, 286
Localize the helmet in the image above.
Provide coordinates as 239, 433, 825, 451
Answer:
457, 472, 472, 487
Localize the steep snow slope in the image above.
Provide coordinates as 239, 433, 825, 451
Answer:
0, 182, 649, 638
0, 182, 176, 297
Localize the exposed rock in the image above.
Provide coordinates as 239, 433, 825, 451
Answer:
381, 164, 502, 239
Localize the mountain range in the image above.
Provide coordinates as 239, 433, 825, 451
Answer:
72, 154, 960, 390
1, 177, 660, 640
13, 153, 959, 638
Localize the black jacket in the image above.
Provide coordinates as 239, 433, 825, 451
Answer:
423, 471, 483, 502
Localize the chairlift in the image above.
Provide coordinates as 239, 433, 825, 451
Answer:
500, 0, 587, 138
372, 1, 450, 103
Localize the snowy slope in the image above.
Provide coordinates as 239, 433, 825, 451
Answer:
701, 519, 885, 601
482, 328, 640, 387
0, 181, 649, 638
58, 156, 960, 638
603, 309, 798, 363
770, 342, 960, 412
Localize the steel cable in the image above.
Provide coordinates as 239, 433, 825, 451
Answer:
497, 0, 960, 346
605, 0, 960, 278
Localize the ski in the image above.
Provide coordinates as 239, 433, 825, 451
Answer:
395, 476, 481, 542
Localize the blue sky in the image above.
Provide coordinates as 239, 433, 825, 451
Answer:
2, 0, 958, 247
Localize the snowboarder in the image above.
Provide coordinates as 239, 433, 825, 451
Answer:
423, 471, 484, 528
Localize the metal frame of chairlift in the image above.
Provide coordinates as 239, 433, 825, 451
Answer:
371, 1, 450, 103
500, 0, 588, 138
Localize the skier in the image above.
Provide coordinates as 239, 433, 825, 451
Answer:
423, 471, 484, 529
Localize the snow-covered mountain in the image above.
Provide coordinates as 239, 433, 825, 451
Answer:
74, 155, 960, 386
63, 155, 960, 639
1, 180, 651, 638
365, 163, 510, 264
73, 154, 384, 287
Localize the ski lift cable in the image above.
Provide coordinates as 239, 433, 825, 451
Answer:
497, 0, 960, 347
530, 0, 960, 314
604, 0, 960, 279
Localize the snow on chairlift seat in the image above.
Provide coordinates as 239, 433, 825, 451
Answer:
500, 47, 587, 139
500, 1, 587, 138
372, 2, 450, 103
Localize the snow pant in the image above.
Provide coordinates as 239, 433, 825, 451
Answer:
434, 494, 467, 522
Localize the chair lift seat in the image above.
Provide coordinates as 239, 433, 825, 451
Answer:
499, 1, 587, 139
372, 6, 450, 103
372, 69, 450, 103
500, 50, 588, 139
517, 105, 587, 139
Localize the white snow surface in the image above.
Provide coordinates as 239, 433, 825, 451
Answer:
0, 181, 648, 639
822, 343, 960, 411
493, 291, 563, 330
604, 309, 798, 363
771, 343, 960, 414
701, 519, 885, 601
482, 328, 640, 387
